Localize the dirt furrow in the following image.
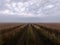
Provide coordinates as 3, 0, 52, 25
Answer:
32, 25, 51, 45
31, 25, 45, 45
3, 24, 28, 45
17, 25, 28, 45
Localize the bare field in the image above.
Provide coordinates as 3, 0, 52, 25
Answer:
0, 23, 60, 45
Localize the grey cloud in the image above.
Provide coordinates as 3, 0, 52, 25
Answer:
0, 0, 60, 22
11, 0, 28, 2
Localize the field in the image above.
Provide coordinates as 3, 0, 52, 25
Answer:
0, 23, 60, 45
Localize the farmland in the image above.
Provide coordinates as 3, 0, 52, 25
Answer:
0, 23, 60, 45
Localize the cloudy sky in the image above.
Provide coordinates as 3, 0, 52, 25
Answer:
0, 0, 60, 22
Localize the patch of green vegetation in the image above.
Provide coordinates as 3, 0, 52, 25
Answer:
26, 25, 36, 45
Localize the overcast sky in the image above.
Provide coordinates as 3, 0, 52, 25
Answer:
0, 0, 60, 22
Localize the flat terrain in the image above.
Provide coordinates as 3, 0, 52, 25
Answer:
0, 23, 60, 45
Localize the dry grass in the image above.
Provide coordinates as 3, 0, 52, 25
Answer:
0, 23, 60, 45
0, 23, 26, 45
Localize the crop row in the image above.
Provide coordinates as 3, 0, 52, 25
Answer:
0, 24, 27, 45
33, 24, 60, 45
35, 24, 60, 37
